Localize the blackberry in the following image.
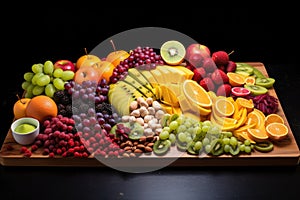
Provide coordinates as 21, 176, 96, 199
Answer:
58, 109, 68, 117
95, 102, 112, 115
53, 90, 65, 104
58, 103, 65, 111
61, 95, 71, 105
65, 104, 73, 117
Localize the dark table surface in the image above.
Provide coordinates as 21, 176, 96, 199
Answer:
1, 6, 300, 200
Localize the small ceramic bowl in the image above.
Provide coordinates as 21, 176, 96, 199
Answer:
11, 117, 40, 145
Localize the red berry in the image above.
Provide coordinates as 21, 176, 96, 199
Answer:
212, 51, 229, 66
24, 150, 32, 157
20, 146, 28, 153
31, 144, 38, 152
193, 67, 206, 82
216, 84, 232, 97
199, 77, 215, 91
226, 60, 237, 72
211, 69, 229, 85
202, 57, 217, 73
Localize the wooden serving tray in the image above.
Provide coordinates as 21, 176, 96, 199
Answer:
1, 62, 299, 167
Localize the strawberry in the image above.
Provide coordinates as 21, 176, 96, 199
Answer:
226, 60, 237, 72
212, 51, 229, 66
202, 57, 217, 73
218, 65, 226, 72
216, 83, 232, 97
199, 77, 215, 92
193, 67, 206, 82
211, 69, 229, 85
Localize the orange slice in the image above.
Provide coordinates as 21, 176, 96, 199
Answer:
266, 122, 288, 141
183, 80, 212, 108
265, 113, 284, 127
235, 97, 254, 112
254, 108, 266, 122
246, 110, 261, 128
247, 128, 269, 142
244, 76, 256, 85
227, 72, 246, 87
214, 97, 235, 117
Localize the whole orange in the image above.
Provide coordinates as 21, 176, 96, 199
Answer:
105, 50, 130, 67
92, 61, 115, 82
25, 95, 58, 122
13, 98, 31, 120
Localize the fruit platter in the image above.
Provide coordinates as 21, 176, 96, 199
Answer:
0, 40, 299, 168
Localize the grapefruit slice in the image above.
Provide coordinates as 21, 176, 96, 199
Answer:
183, 80, 212, 108
231, 87, 251, 97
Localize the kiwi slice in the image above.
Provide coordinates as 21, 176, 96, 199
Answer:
244, 84, 268, 96
235, 63, 254, 76
255, 77, 275, 88
176, 140, 188, 151
186, 142, 201, 155
160, 40, 186, 65
160, 113, 171, 127
128, 122, 144, 140
153, 139, 171, 155
210, 139, 224, 156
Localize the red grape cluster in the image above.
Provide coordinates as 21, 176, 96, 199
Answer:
109, 46, 165, 84
32, 114, 90, 158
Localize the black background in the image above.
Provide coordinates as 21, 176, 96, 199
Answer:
1, 6, 299, 200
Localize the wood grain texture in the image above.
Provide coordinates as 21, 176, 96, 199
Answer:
1, 62, 299, 167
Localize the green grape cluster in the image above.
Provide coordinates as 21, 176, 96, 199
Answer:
22, 60, 75, 98
158, 113, 254, 156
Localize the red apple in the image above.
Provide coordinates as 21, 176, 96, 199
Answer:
74, 66, 100, 84
54, 59, 76, 72
185, 44, 211, 68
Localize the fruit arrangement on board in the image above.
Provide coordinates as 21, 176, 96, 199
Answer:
9, 39, 290, 159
